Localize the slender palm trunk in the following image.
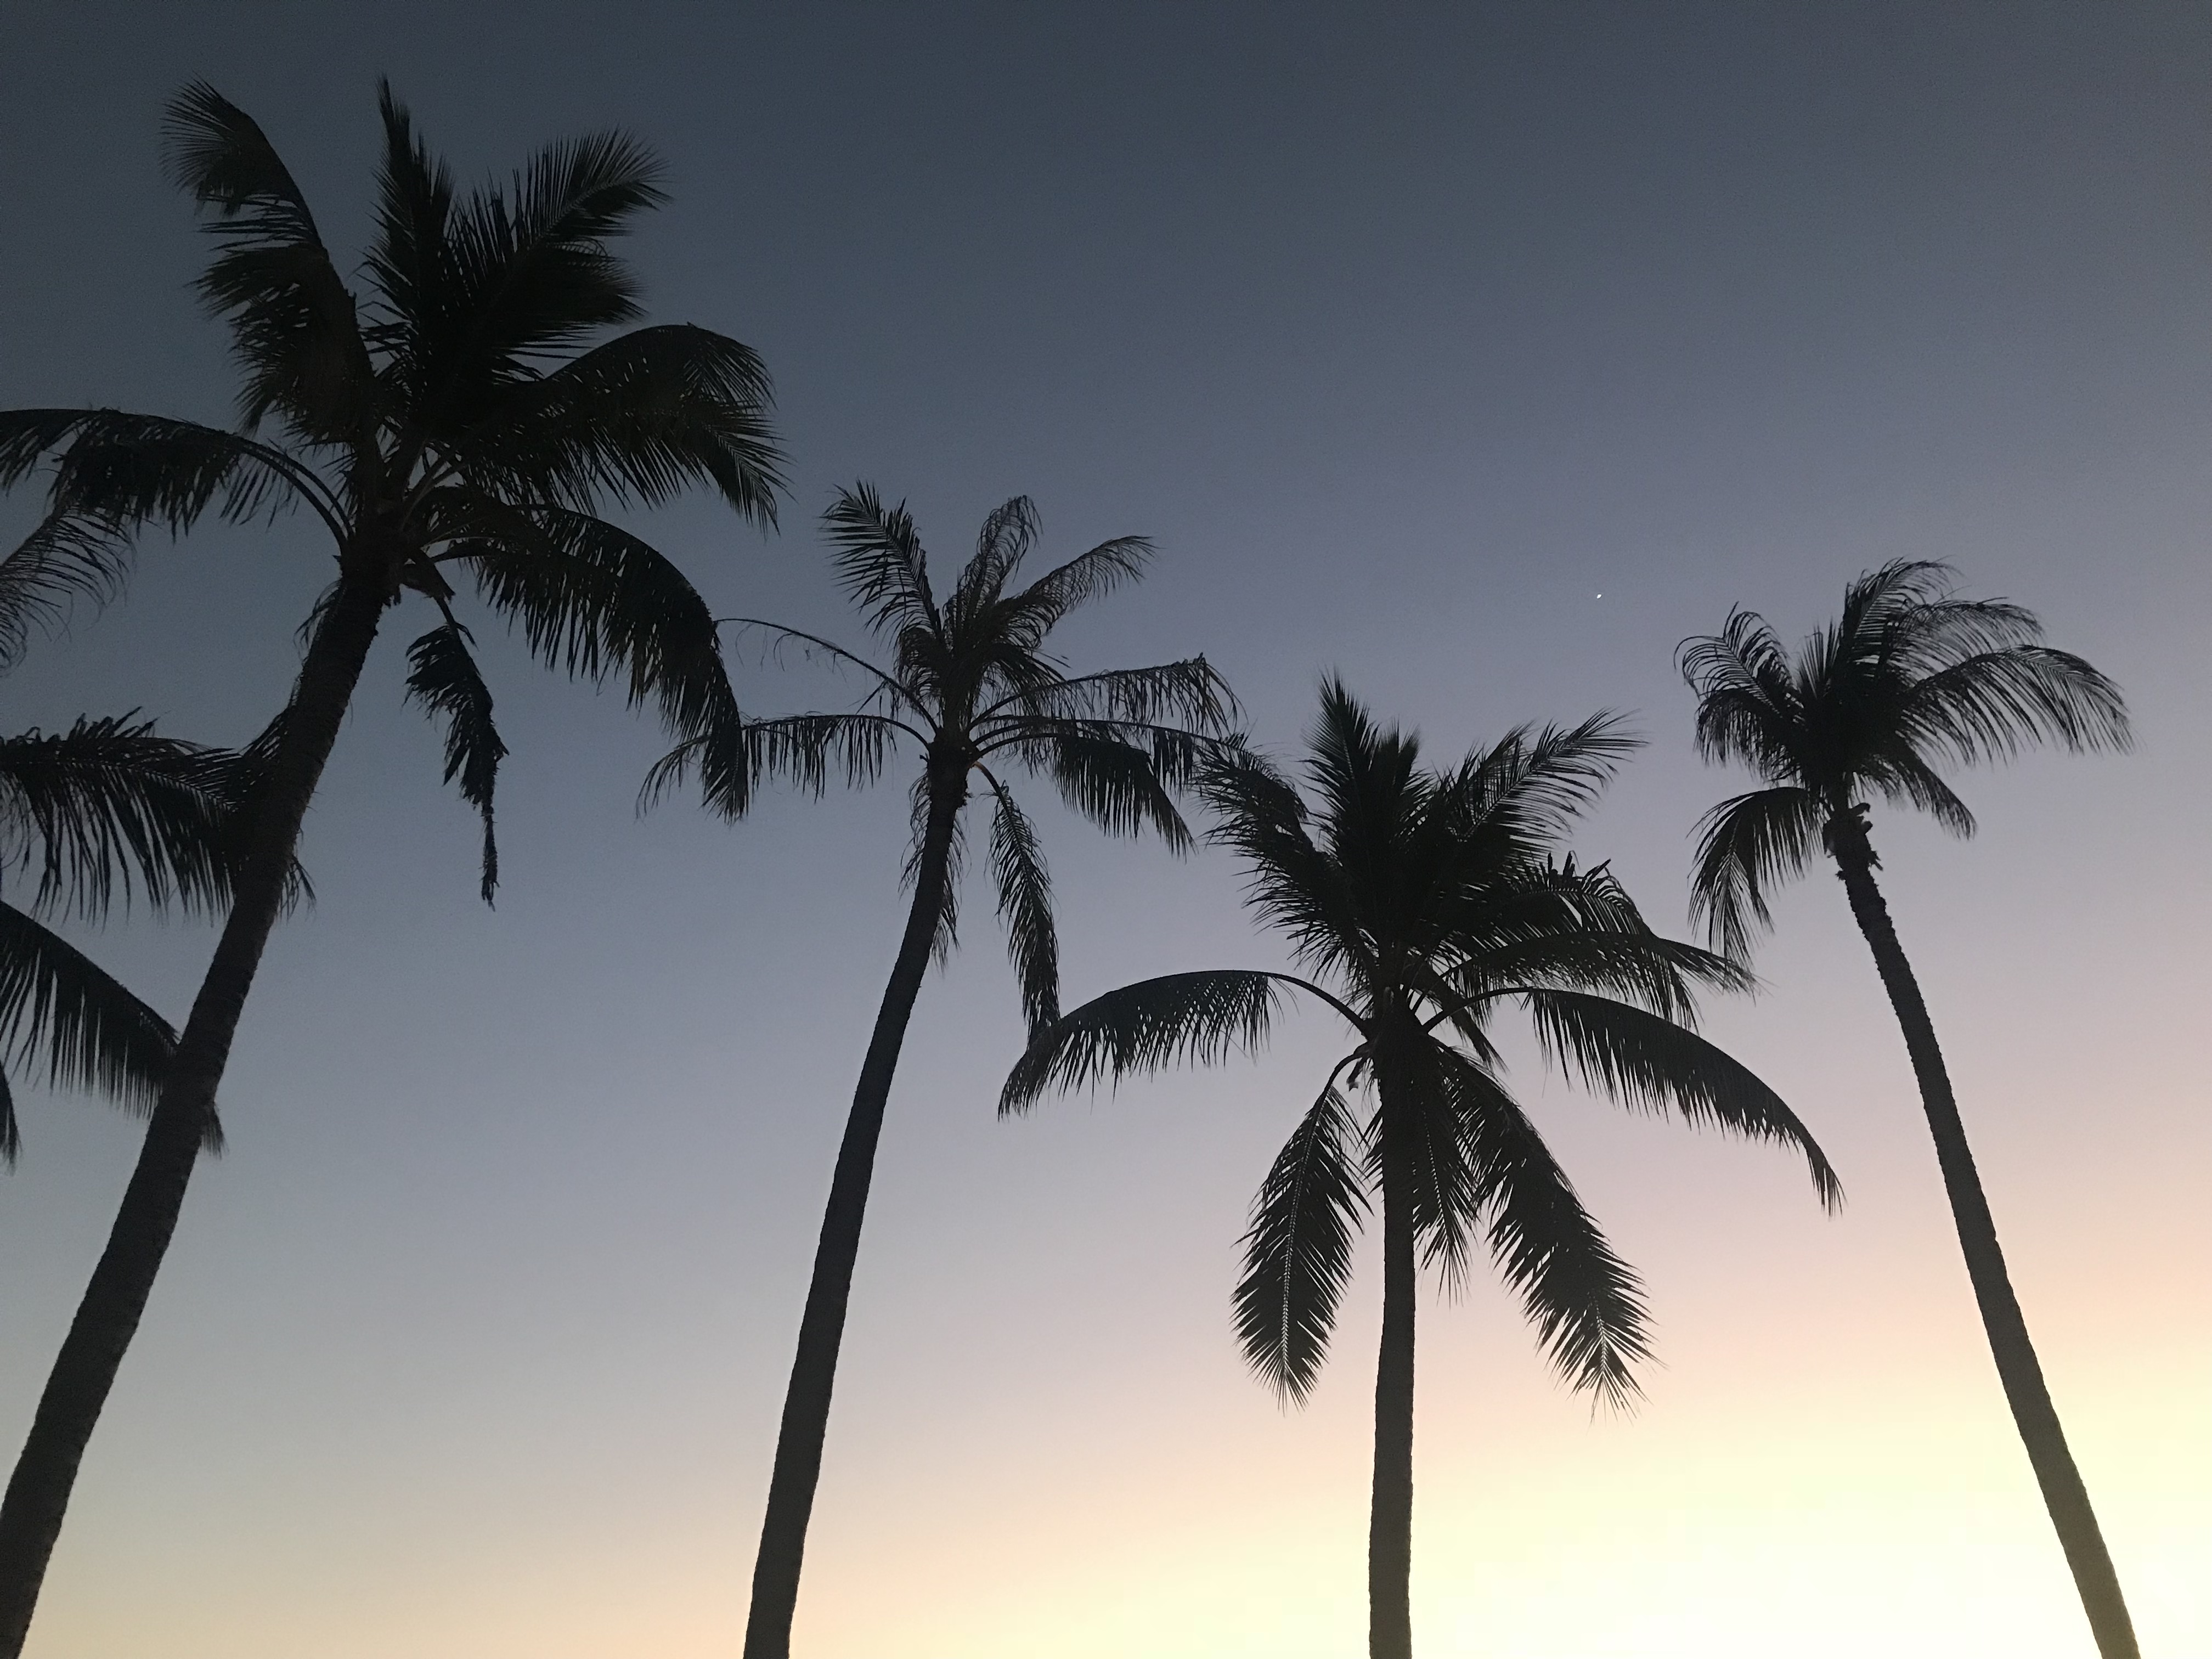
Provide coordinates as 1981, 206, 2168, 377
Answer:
0, 573, 389, 1657
1369, 1076, 1417, 1659
743, 767, 967, 1659
1830, 828, 2137, 1659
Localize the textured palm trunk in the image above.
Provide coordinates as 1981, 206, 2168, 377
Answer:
0, 572, 390, 1657
1830, 825, 2137, 1659
1368, 1068, 1417, 1659
743, 765, 968, 1659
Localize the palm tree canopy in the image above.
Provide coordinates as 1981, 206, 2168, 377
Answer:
0, 714, 284, 1163
0, 81, 784, 901
650, 485, 1236, 1036
1004, 681, 1838, 1406
1679, 560, 2131, 958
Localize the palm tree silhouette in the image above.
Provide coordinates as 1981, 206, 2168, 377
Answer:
0, 83, 781, 1647
1679, 560, 2136, 1657
1002, 682, 1839, 1659
0, 712, 284, 1158
650, 486, 1234, 1658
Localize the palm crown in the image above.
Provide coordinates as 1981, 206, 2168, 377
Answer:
655, 484, 1237, 1032
1680, 559, 2130, 959
1006, 681, 1840, 1404
0, 81, 783, 899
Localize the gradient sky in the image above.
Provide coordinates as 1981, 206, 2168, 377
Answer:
1, 4, 2207, 1656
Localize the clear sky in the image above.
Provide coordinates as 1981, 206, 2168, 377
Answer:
1, 3, 2206, 1656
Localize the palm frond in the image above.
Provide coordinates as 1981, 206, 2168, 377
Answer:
0, 509, 138, 674
981, 657, 1238, 733
903, 772, 966, 964
450, 500, 731, 737
163, 82, 369, 438
1680, 607, 1803, 780
454, 324, 782, 521
1000, 969, 1290, 1115
1388, 1040, 1484, 1291
1434, 1045, 1651, 1408
1519, 989, 1841, 1209
822, 484, 941, 639
992, 534, 1156, 647
1896, 646, 2131, 765
197, 705, 313, 912
369, 83, 668, 437
0, 717, 244, 919
1686, 786, 1821, 961
1037, 728, 1193, 848
403, 623, 509, 904
948, 495, 1041, 630
985, 777, 1058, 1040
1443, 710, 1641, 851
2, 411, 319, 536
0, 900, 221, 1155
1234, 1080, 1369, 1401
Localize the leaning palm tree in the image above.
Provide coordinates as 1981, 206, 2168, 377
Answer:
1001, 682, 1840, 1659
1680, 560, 2136, 1657
649, 486, 1234, 1658
0, 83, 781, 1649
0, 712, 281, 1159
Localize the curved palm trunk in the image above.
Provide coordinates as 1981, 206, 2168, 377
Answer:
0, 574, 389, 1657
1831, 835, 2137, 1659
743, 769, 967, 1659
1369, 1076, 1417, 1659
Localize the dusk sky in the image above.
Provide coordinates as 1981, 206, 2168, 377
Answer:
1, 4, 2207, 1656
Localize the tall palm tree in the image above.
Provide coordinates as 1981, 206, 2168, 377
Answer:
1679, 559, 2136, 1657
649, 486, 1234, 1658
0, 712, 283, 1159
1001, 682, 1840, 1659
0, 83, 781, 1649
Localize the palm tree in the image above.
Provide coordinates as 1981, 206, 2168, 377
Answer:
0, 712, 283, 1159
0, 83, 781, 1649
648, 486, 1234, 1658
1001, 682, 1840, 1659
1679, 559, 2136, 1657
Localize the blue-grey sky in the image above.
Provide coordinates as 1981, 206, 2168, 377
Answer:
1, 5, 2206, 1656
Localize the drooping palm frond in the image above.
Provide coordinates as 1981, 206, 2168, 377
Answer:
1000, 970, 1305, 1115
403, 623, 509, 903
641, 711, 906, 825
0, 509, 138, 674
163, 81, 370, 440
1518, 989, 1841, 1209
984, 776, 1058, 1040
1035, 727, 1193, 848
980, 656, 1237, 734
452, 501, 733, 737
1389, 1039, 1483, 1290
1435, 1045, 1652, 1409
1235, 1081, 1369, 1401
1686, 786, 1822, 962
1, 410, 328, 538
0, 901, 222, 1158
0, 718, 245, 919
904, 769, 967, 964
